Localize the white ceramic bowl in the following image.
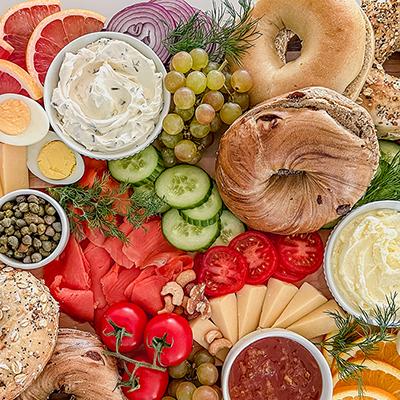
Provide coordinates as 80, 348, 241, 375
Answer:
222, 328, 333, 400
0, 189, 70, 270
44, 31, 171, 161
324, 200, 400, 321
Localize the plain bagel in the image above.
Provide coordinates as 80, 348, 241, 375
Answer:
360, 0, 400, 139
241, 0, 374, 105
215, 87, 380, 235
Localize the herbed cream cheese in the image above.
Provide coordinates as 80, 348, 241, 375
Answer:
331, 209, 400, 314
52, 38, 163, 152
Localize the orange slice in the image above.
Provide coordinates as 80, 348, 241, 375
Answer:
333, 385, 397, 400
26, 9, 106, 88
0, 38, 14, 60
0, 59, 42, 99
0, 0, 61, 69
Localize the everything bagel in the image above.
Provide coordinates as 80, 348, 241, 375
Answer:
241, 0, 374, 105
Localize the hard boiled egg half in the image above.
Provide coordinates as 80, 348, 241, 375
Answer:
0, 93, 49, 145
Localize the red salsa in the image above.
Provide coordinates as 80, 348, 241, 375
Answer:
229, 337, 323, 400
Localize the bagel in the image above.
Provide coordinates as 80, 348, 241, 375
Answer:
19, 329, 124, 400
241, 0, 374, 105
360, 0, 400, 139
215, 87, 379, 235
0, 265, 59, 400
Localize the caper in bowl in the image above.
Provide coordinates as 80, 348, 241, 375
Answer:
0, 189, 70, 270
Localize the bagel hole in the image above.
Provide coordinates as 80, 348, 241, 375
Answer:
286, 35, 302, 62
49, 392, 76, 400
275, 30, 302, 63
383, 52, 400, 78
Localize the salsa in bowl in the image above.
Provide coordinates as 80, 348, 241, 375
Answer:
222, 329, 332, 400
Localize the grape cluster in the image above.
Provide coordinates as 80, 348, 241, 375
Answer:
160, 49, 253, 166
163, 349, 222, 400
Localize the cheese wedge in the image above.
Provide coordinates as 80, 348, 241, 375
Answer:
259, 278, 298, 328
287, 300, 341, 339
237, 284, 267, 339
210, 293, 238, 344
272, 282, 327, 329
0, 144, 29, 194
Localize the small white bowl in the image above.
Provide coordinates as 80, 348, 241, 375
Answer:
324, 200, 400, 321
0, 189, 70, 270
44, 31, 171, 161
27, 131, 85, 185
0, 93, 49, 146
222, 329, 333, 400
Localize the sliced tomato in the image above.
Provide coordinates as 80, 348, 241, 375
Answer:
275, 232, 324, 276
197, 246, 247, 297
273, 267, 305, 283
230, 231, 278, 284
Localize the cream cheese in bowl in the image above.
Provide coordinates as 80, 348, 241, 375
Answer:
51, 37, 163, 152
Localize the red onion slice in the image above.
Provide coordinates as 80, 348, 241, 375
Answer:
151, 0, 196, 23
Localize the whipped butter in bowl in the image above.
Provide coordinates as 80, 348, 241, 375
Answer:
324, 201, 400, 322
44, 32, 170, 160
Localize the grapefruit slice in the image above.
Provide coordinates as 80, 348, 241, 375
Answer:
0, 0, 61, 69
0, 38, 14, 60
26, 9, 106, 88
0, 59, 42, 99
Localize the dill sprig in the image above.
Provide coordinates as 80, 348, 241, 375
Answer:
165, 0, 261, 64
317, 293, 400, 394
356, 151, 400, 207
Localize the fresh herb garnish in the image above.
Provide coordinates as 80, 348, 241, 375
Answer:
317, 293, 400, 394
49, 175, 166, 241
356, 151, 400, 207
165, 0, 261, 64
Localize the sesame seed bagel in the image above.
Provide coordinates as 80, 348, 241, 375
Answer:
241, 0, 374, 105
0, 265, 59, 400
360, 0, 400, 139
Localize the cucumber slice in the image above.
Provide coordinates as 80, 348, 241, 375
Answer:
134, 183, 171, 214
379, 140, 400, 164
212, 210, 246, 246
108, 145, 164, 186
162, 209, 220, 251
180, 185, 223, 227
155, 165, 212, 209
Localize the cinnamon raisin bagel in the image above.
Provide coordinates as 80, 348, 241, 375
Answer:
360, 0, 400, 139
241, 0, 374, 105
215, 87, 379, 235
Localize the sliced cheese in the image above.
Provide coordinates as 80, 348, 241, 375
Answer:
0, 144, 29, 194
210, 293, 238, 345
287, 300, 341, 339
259, 278, 298, 328
237, 284, 267, 339
272, 282, 327, 328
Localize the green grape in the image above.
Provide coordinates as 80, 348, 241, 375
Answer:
186, 71, 207, 95
220, 72, 233, 94
211, 386, 223, 400
195, 133, 214, 149
165, 71, 186, 93
168, 380, 184, 397
190, 120, 210, 139
195, 104, 215, 125
161, 148, 178, 167
169, 361, 190, 379
174, 140, 198, 163
231, 69, 253, 93
192, 386, 219, 400
176, 382, 196, 400
206, 70, 225, 91
231, 92, 250, 111
174, 87, 196, 110
161, 131, 184, 149
187, 151, 202, 165
210, 115, 222, 133
202, 91, 224, 112
163, 113, 184, 135
197, 363, 218, 386
202, 61, 219, 74
190, 48, 209, 70
172, 51, 193, 73
175, 106, 195, 122
193, 350, 215, 367
220, 102, 242, 125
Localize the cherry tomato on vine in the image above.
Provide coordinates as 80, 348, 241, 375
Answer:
144, 313, 193, 367
99, 302, 148, 353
